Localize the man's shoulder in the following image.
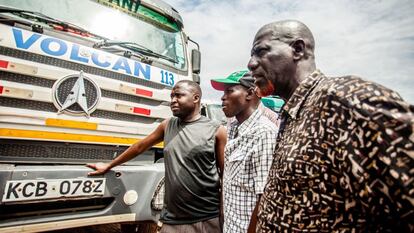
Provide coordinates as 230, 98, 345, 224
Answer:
320, 75, 402, 100
314, 75, 412, 121
251, 114, 278, 134
165, 116, 176, 126
199, 115, 221, 125
317, 75, 403, 105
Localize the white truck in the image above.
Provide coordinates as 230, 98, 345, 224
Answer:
0, 0, 201, 232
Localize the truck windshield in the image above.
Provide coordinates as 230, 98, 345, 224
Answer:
0, 0, 186, 70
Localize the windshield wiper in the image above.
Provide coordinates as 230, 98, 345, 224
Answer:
93, 40, 177, 64
0, 5, 93, 36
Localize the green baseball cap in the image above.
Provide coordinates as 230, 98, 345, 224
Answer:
211, 70, 255, 91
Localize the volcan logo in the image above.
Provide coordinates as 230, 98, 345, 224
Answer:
52, 71, 101, 117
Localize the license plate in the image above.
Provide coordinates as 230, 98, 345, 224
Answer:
2, 178, 106, 203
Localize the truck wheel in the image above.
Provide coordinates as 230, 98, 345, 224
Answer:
120, 221, 158, 233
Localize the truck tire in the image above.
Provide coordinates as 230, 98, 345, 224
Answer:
120, 221, 158, 233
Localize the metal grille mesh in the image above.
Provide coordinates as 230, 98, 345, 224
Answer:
0, 139, 126, 161
0, 97, 56, 111
101, 89, 160, 106
1, 197, 114, 220
0, 97, 158, 123
0, 139, 154, 163
0, 70, 55, 87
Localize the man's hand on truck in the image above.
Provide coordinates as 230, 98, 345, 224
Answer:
85, 121, 167, 177
86, 162, 112, 175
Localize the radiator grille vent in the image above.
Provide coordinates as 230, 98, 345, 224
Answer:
0, 97, 158, 123
0, 139, 155, 164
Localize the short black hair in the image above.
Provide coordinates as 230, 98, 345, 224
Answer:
175, 80, 202, 98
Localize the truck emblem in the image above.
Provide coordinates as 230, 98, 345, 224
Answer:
52, 71, 101, 117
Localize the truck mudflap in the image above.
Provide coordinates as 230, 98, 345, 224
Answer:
0, 163, 165, 232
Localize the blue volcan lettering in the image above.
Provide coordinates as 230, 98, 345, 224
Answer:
91, 52, 111, 68
10, 27, 156, 82
41, 38, 67, 56
112, 57, 132, 75
134, 61, 151, 80
12, 28, 41, 49
70, 44, 89, 63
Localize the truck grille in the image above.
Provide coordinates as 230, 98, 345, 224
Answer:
0, 70, 55, 87
0, 139, 154, 164
0, 46, 165, 162
0, 139, 127, 161
0, 71, 163, 106
0, 97, 157, 123
0, 197, 114, 221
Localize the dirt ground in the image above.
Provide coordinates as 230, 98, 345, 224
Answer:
48, 222, 158, 233
49, 223, 121, 233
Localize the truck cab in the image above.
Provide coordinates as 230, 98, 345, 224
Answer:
0, 0, 200, 232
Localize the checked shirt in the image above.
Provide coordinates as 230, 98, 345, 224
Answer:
223, 108, 278, 233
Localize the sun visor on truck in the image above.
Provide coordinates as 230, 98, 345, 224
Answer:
93, 0, 183, 32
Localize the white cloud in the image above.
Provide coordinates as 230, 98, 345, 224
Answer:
170, 0, 414, 103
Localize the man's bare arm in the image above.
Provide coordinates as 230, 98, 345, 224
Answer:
87, 119, 168, 175
215, 125, 227, 179
215, 125, 227, 227
247, 195, 261, 233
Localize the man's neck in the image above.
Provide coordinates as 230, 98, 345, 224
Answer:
235, 104, 258, 124
181, 112, 201, 123
282, 63, 316, 101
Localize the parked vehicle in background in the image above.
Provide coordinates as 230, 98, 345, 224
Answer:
201, 96, 283, 128
261, 96, 284, 113
0, 0, 200, 232
201, 100, 226, 125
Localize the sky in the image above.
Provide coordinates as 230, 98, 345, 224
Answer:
168, 0, 414, 103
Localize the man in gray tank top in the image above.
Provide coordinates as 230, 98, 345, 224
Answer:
87, 80, 227, 233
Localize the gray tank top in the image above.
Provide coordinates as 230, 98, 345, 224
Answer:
160, 116, 221, 224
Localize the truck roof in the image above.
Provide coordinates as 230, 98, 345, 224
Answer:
142, 0, 184, 28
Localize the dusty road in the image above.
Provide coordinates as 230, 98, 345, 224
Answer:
48, 222, 157, 233
49, 224, 121, 233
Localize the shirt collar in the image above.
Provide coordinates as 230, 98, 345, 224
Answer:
234, 108, 261, 136
282, 70, 323, 119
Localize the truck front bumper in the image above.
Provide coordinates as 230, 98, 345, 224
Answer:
0, 163, 165, 232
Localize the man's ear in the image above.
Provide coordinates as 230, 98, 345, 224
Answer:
245, 87, 255, 100
291, 39, 305, 61
193, 93, 200, 103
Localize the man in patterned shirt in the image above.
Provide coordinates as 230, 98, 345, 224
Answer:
211, 71, 278, 233
247, 20, 413, 232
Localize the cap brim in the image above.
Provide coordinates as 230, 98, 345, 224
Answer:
210, 78, 239, 91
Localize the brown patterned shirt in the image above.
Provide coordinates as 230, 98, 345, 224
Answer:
257, 70, 414, 232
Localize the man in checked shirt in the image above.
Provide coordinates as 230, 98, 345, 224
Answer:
211, 70, 278, 233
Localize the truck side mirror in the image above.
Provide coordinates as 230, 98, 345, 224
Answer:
191, 49, 201, 74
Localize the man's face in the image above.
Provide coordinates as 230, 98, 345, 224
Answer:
170, 83, 197, 118
247, 30, 295, 98
221, 84, 248, 118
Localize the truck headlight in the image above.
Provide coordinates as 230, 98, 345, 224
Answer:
151, 177, 165, 211
123, 190, 138, 206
